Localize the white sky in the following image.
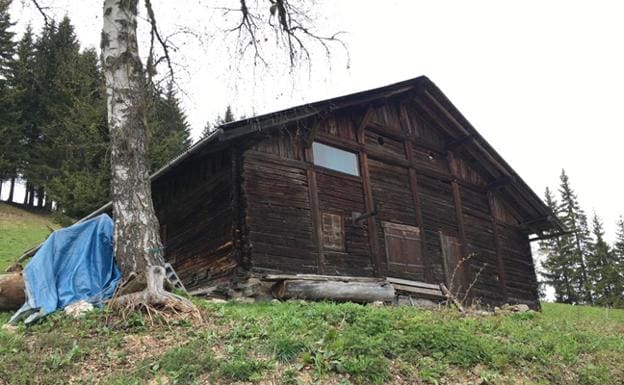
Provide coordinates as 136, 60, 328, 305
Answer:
4, 0, 624, 246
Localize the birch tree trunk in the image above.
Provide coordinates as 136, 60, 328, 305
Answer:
102, 0, 164, 279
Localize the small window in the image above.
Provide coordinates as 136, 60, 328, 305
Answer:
321, 212, 344, 251
312, 142, 359, 176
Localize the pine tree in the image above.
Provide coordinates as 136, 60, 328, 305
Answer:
202, 104, 236, 137
613, 216, 624, 304
147, 82, 191, 171
540, 187, 577, 303
586, 213, 620, 306
45, 47, 109, 217
558, 169, 593, 303
0, 0, 16, 197
15, 17, 111, 216
615, 216, 624, 259
0, 0, 14, 78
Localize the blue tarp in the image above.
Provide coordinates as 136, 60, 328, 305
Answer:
10, 214, 121, 324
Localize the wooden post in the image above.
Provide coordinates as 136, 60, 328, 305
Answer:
304, 146, 325, 274
447, 151, 470, 293
488, 192, 508, 298
357, 107, 383, 277
402, 134, 432, 281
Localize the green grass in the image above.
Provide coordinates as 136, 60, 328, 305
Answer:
0, 302, 623, 384
0, 203, 59, 270
1, 203, 623, 384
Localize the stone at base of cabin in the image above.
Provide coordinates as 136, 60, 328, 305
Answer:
471, 310, 493, 317
501, 303, 531, 313
395, 295, 439, 308
370, 301, 384, 307
252, 293, 274, 302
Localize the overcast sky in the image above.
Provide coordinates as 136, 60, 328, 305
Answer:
4, 0, 623, 243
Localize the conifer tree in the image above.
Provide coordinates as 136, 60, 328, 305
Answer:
0, 0, 16, 197
15, 17, 111, 216
46, 47, 109, 217
615, 216, 624, 259
0, 0, 14, 77
147, 82, 192, 171
540, 187, 577, 303
202, 104, 236, 137
586, 213, 620, 306
558, 169, 593, 303
613, 216, 624, 302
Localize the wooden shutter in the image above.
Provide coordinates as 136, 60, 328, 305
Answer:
383, 222, 422, 274
321, 212, 344, 251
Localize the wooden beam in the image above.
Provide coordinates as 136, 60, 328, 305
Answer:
304, 146, 325, 274
487, 176, 513, 191
359, 151, 382, 277
386, 277, 442, 290
488, 191, 508, 298
403, 135, 432, 282
444, 134, 473, 151
391, 283, 444, 299
357, 105, 375, 142
423, 90, 470, 136
411, 98, 503, 179
447, 151, 470, 293
357, 114, 383, 276
264, 273, 384, 283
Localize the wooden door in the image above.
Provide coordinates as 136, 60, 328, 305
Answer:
440, 232, 462, 289
382, 222, 423, 278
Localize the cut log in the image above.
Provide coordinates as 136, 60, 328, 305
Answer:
0, 273, 25, 311
272, 280, 395, 302
264, 273, 385, 283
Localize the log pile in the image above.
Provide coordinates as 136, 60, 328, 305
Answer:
265, 274, 448, 304
0, 273, 25, 311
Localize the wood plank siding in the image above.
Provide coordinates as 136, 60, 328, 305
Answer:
152, 149, 236, 290
144, 77, 551, 309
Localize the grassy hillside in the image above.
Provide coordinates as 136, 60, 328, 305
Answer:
0, 301, 623, 385
0, 203, 59, 270
1, 202, 623, 384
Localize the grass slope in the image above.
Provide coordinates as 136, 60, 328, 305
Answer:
0, 203, 58, 270
1, 301, 623, 385
1, 201, 623, 384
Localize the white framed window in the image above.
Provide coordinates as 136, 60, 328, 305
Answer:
312, 142, 359, 176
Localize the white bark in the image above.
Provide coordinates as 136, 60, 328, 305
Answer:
102, 0, 163, 278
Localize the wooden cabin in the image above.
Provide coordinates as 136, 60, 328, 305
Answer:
148, 76, 561, 308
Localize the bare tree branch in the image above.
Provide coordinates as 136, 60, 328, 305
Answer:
228, 0, 349, 70
29, 0, 51, 28
144, 0, 175, 84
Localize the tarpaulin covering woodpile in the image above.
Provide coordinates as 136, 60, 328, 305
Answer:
10, 214, 121, 324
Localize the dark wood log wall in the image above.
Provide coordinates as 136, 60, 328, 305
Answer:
152, 149, 236, 289
242, 130, 318, 275
239, 95, 540, 306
